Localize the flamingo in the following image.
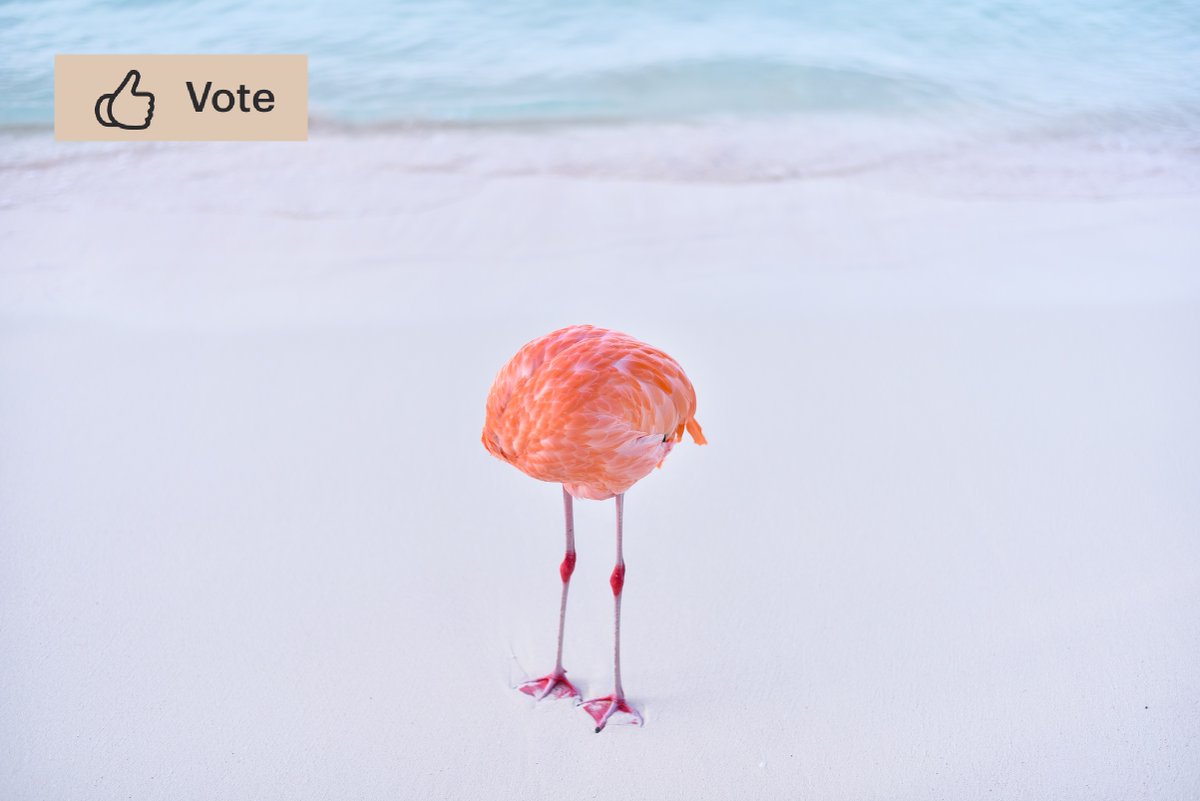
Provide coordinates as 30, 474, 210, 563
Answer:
482, 325, 706, 732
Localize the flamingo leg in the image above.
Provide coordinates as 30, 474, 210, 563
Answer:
582, 493, 644, 732
517, 486, 580, 702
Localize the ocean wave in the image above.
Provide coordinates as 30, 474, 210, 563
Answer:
2, 0, 1198, 128
3, 114, 1197, 201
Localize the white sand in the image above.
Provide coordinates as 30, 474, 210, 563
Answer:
1, 130, 1198, 800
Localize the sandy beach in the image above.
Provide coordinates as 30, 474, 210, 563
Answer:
2, 123, 1198, 799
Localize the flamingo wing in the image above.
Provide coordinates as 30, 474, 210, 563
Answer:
483, 326, 704, 498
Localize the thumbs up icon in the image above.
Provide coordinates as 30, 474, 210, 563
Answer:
95, 69, 155, 130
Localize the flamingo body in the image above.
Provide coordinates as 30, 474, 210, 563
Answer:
482, 325, 705, 500
482, 325, 705, 731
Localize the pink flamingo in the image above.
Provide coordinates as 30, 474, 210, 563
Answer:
482, 325, 706, 732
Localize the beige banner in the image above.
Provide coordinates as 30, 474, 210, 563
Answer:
55, 54, 307, 141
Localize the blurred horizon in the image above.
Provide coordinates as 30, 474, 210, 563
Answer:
2, 0, 1198, 132
3, 0, 1199, 195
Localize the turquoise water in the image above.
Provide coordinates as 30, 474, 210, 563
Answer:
1, 0, 1198, 130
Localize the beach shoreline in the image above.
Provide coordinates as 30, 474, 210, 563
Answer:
2, 124, 1198, 330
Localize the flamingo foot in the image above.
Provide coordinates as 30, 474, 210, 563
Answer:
518, 671, 580, 702
581, 695, 643, 732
